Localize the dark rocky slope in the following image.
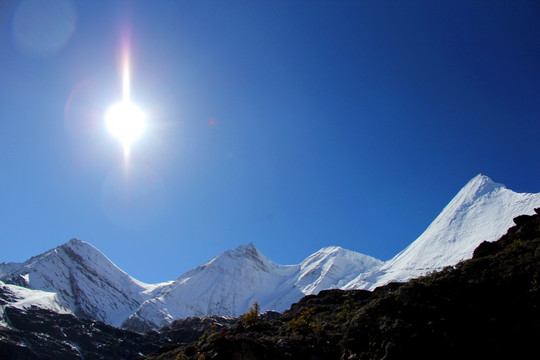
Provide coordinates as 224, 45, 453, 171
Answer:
0, 306, 234, 360
142, 209, 540, 360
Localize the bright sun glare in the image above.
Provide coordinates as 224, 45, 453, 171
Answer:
105, 100, 145, 154
105, 51, 146, 157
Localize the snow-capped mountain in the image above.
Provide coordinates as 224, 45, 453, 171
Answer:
295, 246, 383, 295
344, 174, 540, 290
123, 243, 299, 330
0, 240, 380, 331
123, 243, 381, 331
1, 174, 538, 331
0, 239, 170, 327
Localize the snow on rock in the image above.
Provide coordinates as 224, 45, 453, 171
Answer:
295, 246, 383, 295
0, 280, 71, 314
344, 174, 540, 290
124, 243, 381, 331
0, 239, 168, 327
0, 279, 71, 327
124, 243, 301, 330
1, 239, 379, 331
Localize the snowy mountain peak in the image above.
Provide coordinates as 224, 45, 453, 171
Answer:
302, 246, 382, 265
66, 237, 85, 246
316, 246, 345, 254
207, 242, 274, 273
228, 242, 261, 257
59, 238, 111, 265
344, 174, 540, 290
297, 246, 383, 295
3, 174, 538, 332
471, 173, 494, 184
62, 238, 98, 254
461, 174, 505, 199
0, 238, 163, 327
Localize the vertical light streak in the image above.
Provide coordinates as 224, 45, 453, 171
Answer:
122, 51, 130, 102
104, 33, 146, 163
122, 50, 131, 158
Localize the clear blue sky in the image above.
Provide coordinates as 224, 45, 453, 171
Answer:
1, 1, 539, 283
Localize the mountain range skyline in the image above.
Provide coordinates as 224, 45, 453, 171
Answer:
2, 174, 539, 331
2, 1, 540, 285
2, 174, 537, 281
3, 199, 540, 359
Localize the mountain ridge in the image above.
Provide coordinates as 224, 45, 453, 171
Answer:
142, 208, 540, 360
344, 174, 540, 290
0, 238, 170, 327
123, 242, 382, 331
1, 174, 539, 331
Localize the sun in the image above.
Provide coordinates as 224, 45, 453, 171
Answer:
105, 49, 146, 157
105, 100, 145, 155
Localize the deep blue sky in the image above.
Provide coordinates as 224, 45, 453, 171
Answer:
1, 1, 539, 283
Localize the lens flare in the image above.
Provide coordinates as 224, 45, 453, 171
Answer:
105, 47, 146, 157
12, 0, 77, 57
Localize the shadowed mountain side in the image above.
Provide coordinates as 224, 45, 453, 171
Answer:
0, 305, 235, 360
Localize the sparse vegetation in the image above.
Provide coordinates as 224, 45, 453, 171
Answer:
335, 292, 354, 324
196, 323, 217, 348
241, 301, 260, 327
287, 306, 321, 336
